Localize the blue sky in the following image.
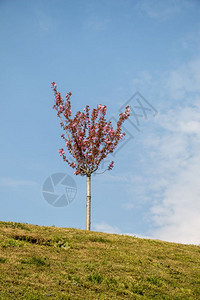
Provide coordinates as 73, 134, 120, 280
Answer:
1, 0, 200, 245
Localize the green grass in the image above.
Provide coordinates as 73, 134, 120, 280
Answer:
0, 221, 199, 299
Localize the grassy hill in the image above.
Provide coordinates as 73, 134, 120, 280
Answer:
0, 221, 199, 299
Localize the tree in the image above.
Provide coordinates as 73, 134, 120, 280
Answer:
51, 82, 130, 230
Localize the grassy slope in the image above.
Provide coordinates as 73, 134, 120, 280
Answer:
0, 221, 199, 299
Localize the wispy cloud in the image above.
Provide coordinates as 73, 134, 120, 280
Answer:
93, 222, 121, 234
94, 222, 157, 241
123, 53, 200, 245
83, 16, 110, 32
123, 232, 155, 240
0, 177, 38, 188
33, 7, 53, 32
135, 57, 200, 245
164, 58, 200, 99
122, 202, 135, 210
146, 102, 200, 245
136, 0, 193, 21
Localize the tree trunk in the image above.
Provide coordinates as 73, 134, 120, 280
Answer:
86, 174, 91, 230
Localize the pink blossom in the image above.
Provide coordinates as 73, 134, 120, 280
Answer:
108, 161, 114, 170
51, 82, 130, 176
58, 148, 65, 156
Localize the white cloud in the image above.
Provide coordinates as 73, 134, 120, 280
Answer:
131, 71, 153, 89
95, 172, 129, 183
84, 16, 110, 31
123, 232, 155, 240
127, 56, 200, 245
136, 0, 193, 21
122, 202, 135, 210
93, 222, 121, 234
179, 120, 200, 134
149, 144, 200, 245
180, 29, 200, 55
0, 177, 38, 188
93, 222, 158, 242
141, 63, 200, 244
164, 58, 200, 100
33, 8, 52, 32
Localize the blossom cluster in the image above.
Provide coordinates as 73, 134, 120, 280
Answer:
51, 82, 130, 176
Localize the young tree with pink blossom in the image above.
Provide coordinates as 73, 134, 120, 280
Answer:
51, 82, 130, 230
